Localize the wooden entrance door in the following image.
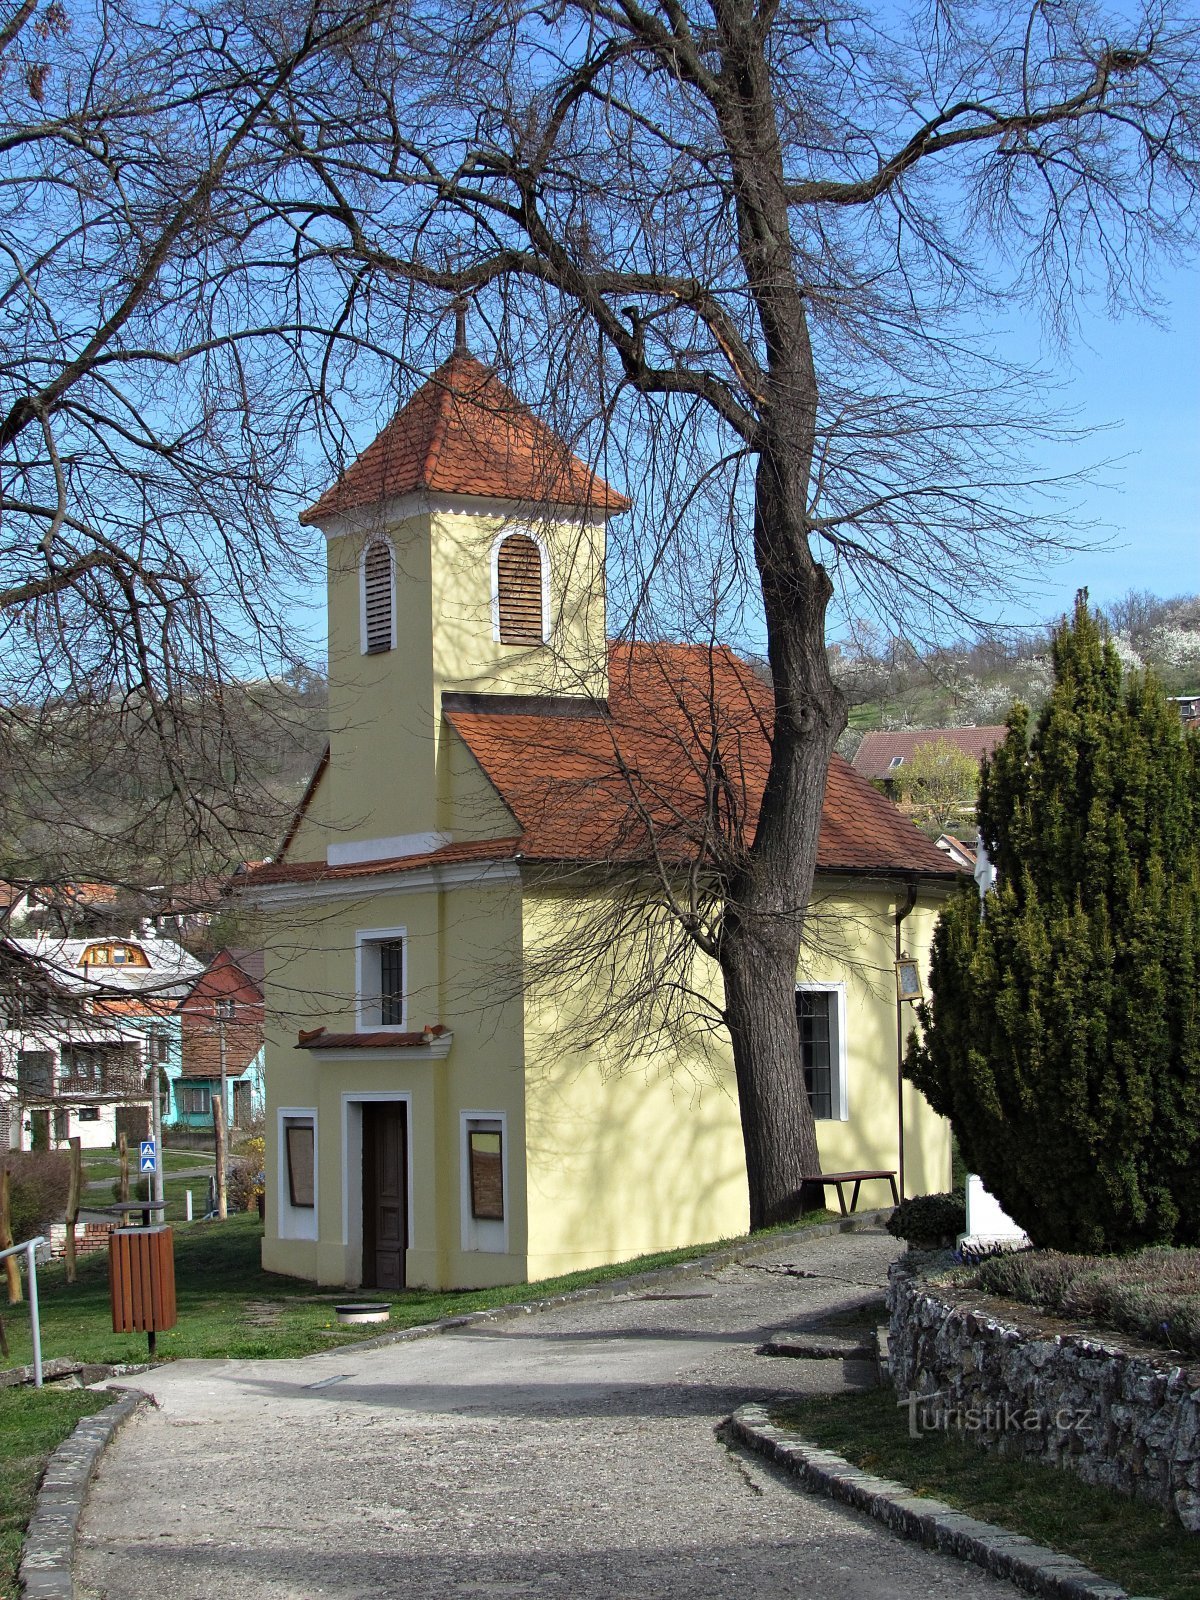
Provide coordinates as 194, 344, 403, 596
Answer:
362, 1103, 407, 1290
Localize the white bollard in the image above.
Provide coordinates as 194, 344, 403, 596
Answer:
185, 1189, 193, 1222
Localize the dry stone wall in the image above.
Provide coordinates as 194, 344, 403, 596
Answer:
888, 1259, 1200, 1531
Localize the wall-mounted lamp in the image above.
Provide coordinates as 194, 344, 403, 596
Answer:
895, 954, 923, 1003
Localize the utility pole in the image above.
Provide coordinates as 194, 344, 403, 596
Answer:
212, 1095, 227, 1219
215, 998, 233, 1158
150, 1042, 164, 1211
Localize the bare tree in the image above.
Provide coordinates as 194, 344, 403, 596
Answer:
3, 0, 1198, 1224
0, 0, 400, 901
260, 0, 1200, 1223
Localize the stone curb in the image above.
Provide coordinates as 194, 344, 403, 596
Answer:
19, 1391, 149, 1600
728, 1404, 1141, 1600
309, 1208, 892, 1359
1, 1358, 150, 1392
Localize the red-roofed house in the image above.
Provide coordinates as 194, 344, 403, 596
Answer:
240, 344, 962, 1291
852, 726, 1007, 797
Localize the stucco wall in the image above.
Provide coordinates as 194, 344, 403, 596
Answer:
519, 880, 951, 1276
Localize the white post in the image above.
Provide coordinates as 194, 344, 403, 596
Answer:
0, 1237, 46, 1386
185, 1189, 193, 1222
26, 1240, 42, 1388
150, 1052, 164, 1210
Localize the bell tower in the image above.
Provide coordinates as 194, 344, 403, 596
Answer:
301, 345, 628, 864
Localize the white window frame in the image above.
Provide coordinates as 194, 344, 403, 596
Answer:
489, 527, 551, 644
459, 1110, 508, 1254
795, 981, 849, 1122
359, 536, 397, 656
354, 926, 408, 1032
276, 1105, 318, 1241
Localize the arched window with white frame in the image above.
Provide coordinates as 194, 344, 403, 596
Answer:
492, 530, 549, 645
360, 537, 395, 655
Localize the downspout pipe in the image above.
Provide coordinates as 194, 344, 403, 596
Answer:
894, 878, 919, 1202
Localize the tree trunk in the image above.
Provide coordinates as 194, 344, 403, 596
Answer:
64, 1136, 81, 1283
117, 1133, 130, 1227
718, 438, 847, 1227
0, 1168, 20, 1304
720, 924, 822, 1227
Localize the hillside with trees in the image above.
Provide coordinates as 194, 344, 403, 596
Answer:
833, 589, 1200, 756
0, 669, 327, 915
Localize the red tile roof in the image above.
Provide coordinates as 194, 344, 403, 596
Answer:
242, 836, 522, 889
301, 352, 629, 524
447, 644, 956, 877
851, 726, 1006, 782
242, 645, 958, 890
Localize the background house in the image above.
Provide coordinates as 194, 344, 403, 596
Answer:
172, 949, 265, 1137
0, 932, 201, 1150
851, 725, 1006, 799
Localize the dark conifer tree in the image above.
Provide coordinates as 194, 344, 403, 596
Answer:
906, 593, 1200, 1252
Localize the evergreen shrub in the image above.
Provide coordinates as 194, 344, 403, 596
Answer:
906, 596, 1200, 1253
886, 1191, 966, 1245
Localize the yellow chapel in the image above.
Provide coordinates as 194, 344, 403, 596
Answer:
239, 341, 960, 1290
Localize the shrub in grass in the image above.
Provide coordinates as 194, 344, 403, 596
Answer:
966, 1246, 1200, 1355
3, 1151, 71, 1239
110, 1175, 152, 1204
887, 1191, 966, 1246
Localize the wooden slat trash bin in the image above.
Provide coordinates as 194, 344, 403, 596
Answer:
109, 1226, 176, 1354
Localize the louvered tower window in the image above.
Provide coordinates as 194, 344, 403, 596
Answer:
496, 533, 545, 645
362, 540, 394, 654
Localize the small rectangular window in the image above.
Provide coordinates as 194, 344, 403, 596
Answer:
469, 1128, 504, 1220
357, 930, 407, 1030
179, 1083, 212, 1116
16, 1050, 53, 1093
77, 1106, 101, 1122
797, 990, 834, 1120
285, 1118, 316, 1208
378, 940, 404, 1027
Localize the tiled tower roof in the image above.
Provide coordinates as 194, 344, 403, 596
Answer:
302, 351, 629, 524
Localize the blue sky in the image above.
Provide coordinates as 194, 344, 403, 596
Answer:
1004, 264, 1199, 627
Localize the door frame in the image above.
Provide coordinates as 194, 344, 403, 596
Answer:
340, 1092, 413, 1269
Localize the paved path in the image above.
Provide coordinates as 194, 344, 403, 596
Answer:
77, 1230, 1017, 1599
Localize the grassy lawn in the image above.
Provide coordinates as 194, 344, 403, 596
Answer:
775, 1389, 1200, 1600
80, 1147, 215, 1182
0, 1387, 116, 1600
2, 1207, 837, 1370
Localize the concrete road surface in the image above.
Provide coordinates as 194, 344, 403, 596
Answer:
76, 1228, 1019, 1599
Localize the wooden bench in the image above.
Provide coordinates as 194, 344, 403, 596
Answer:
803, 1169, 899, 1215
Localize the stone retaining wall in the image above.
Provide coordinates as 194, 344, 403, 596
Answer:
888, 1259, 1200, 1531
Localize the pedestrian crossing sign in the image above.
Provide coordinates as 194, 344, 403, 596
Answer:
139, 1139, 157, 1174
